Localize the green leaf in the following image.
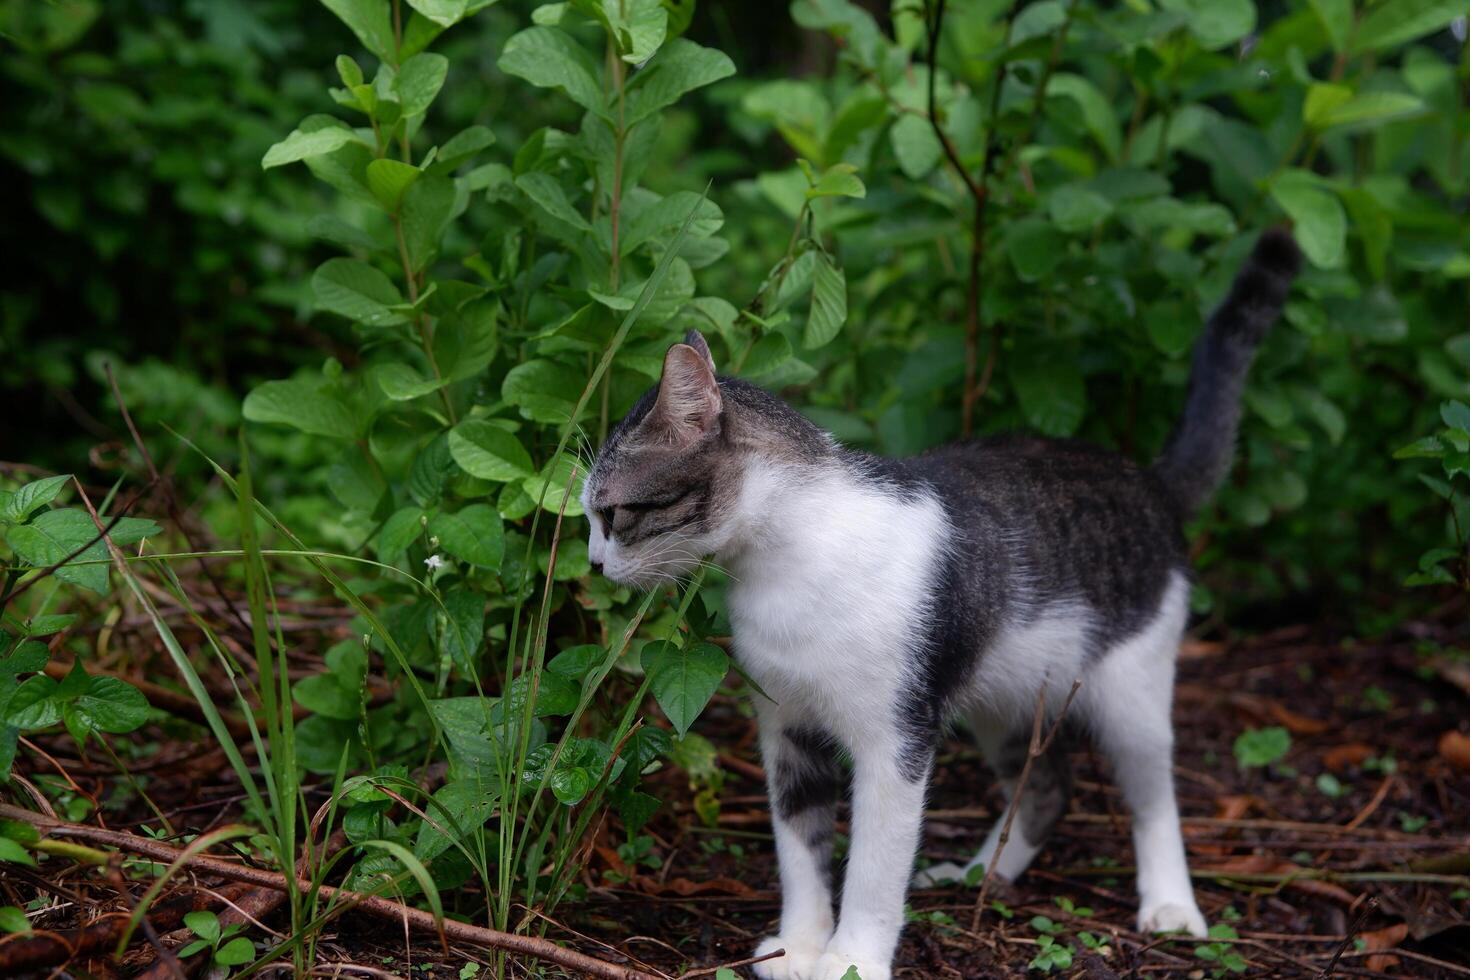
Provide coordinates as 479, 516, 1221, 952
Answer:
1352, 0, 1470, 53
1008, 218, 1066, 282
1270, 171, 1346, 269
607, 0, 668, 63
261, 125, 358, 169
503, 359, 584, 423
0, 906, 29, 933
1233, 726, 1290, 769
319, 0, 396, 63
377, 506, 424, 564
1047, 73, 1121, 162
243, 379, 358, 440
1047, 185, 1113, 233
1307, 0, 1353, 50
365, 158, 421, 210
428, 504, 504, 569
400, 174, 456, 271
1158, 0, 1255, 49
889, 113, 942, 179
1443, 400, 1470, 434
448, 421, 534, 482
404, 0, 469, 28
6, 510, 161, 595
621, 192, 725, 254
1393, 435, 1444, 460
804, 252, 847, 350
1309, 91, 1427, 132
514, 172, 590, 231
640, 640, 728, 737
183, 910, 221, 945
415, 778, 498, 862
498, 27, 607, 117
336, 54, 365, 88
624, 38, 735, 126
1, 642, 48, 676
214, 936, 255, 966
70, 675, 149, 734
524, 455, 586, 517
0, 838, 35, 867
4, 675, 60, 730
311, 257, 407, 327
395, 52, 448, 116
744, 80, 831, 162
0, 475, 72, 524
18, 616, 75, 640
294, 673, 360, 720
438, 587, 484, 670
376, 363, 444, 401
806, 163, 867, 201
1011, 349, 1085, 437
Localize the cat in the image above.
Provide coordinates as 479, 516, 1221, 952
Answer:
581, 228, 1301, 980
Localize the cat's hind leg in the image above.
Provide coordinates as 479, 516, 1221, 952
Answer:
913, 715, 1072, 887
1082, 575, 1207, 937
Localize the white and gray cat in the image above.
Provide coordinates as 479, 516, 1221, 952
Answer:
582, 230, 1301, 980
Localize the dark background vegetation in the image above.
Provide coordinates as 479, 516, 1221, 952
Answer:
2, 0, 1469, 976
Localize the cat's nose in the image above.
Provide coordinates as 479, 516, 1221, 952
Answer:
590, 560, 603, 574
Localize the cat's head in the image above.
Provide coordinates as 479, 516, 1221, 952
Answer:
580, 330, 740, 587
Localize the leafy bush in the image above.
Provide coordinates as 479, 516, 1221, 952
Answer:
2, 0, 1468, 966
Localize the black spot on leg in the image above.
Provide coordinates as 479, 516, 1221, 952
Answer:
772, 727, 843, 822
991, 727, 1075, 849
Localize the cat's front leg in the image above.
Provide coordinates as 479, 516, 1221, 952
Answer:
752, 701, 842, 980
811, 726, 934, 980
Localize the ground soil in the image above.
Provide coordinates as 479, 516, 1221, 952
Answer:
3, 619, 1467, 978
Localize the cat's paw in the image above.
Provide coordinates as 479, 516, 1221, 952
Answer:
1138, 901, 1207, 938
912, 861, 968, 888
810, 951, 891, 980
751, 935, 824, 980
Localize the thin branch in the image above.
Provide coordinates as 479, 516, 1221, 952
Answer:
925, 0, 1017, 437
0, 803, 660, 980
971, 678, 1083, 931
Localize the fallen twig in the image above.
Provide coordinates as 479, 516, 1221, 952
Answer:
971, 678, 1082, 930
0, 803, 659, 980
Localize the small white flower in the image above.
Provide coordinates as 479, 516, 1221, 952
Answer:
1454, 16, 1467, 43
424, 554, 446, 573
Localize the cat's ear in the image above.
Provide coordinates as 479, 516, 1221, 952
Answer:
682, 329, 717, 374
652, 342, 722, 442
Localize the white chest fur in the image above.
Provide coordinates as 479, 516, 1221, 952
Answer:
719, 462, 948, 735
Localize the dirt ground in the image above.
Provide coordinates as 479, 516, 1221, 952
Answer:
3, 615, 1467, 978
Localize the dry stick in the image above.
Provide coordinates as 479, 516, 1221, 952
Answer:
0, 804, 657, 980
1318, 897, 1378, 979
970, 679, 1082, 931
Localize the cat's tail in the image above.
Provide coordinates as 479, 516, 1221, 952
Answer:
1152, 228, 1302, 515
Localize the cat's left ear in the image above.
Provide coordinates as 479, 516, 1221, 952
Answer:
653, 340, 722, 443
682, 329, 717, 375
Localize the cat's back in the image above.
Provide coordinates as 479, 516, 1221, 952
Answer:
909, 434, 1182, 532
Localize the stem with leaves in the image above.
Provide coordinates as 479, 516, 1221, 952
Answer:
925, 0, 1017, 436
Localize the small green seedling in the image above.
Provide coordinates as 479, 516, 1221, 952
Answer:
179, 910, 254, 968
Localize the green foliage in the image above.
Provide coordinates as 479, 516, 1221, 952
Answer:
1, 476, 153, 774
1233, 725, 1292, 769
2, 0, 1469, 965
1394, 399, 1470, 588
179, 910, 255, 967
